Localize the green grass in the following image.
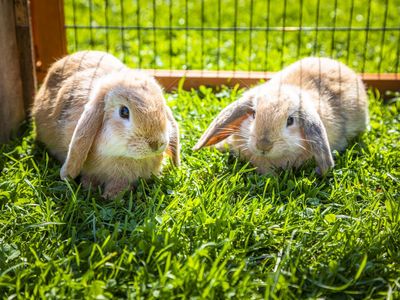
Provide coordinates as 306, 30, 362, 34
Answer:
1, 0, 399, 298
0, 87, 399, 298
64, 0, 400, 73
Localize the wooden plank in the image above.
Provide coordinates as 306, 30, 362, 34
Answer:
146, 70, 400, 96
30, 0, 67, 83
14, 0, 37, 111
0, 0, 25, 143
146, 70, 272, 91
361, 73, 400, 97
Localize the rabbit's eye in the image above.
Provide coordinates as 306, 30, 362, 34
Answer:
119, 106, 129, 119
286, 116, 294, 127
252, 111, 256, 119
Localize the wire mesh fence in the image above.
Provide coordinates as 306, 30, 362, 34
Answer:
64, 0, 400, 74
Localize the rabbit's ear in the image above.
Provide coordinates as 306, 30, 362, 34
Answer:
165, 107, 180, 167
192, 95, 254, 150
60, 87, 107, 179
300, 110, 334, 175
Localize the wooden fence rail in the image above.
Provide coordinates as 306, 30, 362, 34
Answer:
147, 70, 400, 95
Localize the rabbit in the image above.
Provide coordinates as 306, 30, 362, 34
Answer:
32, 51, 180, 198
193, 57, 369, 175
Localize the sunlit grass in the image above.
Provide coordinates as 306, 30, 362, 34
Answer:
1, 0, 399, 298
0, 87, 399, 298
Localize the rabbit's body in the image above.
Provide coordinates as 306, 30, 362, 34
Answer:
194, 57, 368, 175
276, 57, 368, 149
33, 51, 180, 197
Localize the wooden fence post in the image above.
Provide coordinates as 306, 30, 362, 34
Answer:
14, 0, 37, 112
30, 0, 67, 83
0, 0, 26, 143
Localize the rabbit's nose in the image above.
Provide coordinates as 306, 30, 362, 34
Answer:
148, 140, 166, 152
256, 137, 273, 152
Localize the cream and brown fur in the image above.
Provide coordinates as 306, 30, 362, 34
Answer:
32, 51, 180, 198
193, 57, 369, 175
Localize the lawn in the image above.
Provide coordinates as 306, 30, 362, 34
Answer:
1, 87, 399, 298
1, 0, 400, 299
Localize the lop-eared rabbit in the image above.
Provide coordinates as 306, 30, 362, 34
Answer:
194, 57, 369, 175
33, 51, 180, 198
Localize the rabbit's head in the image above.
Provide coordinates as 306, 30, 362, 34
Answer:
61, 70, 180, 179
247, 86, 304, 159
99, 72, 170, 158
193, 84, 333, 174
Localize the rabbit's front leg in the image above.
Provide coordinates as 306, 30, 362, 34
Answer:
81, 174, 101, 190
102, 178, 130, 199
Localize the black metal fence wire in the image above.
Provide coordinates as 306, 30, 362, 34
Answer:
64, 0, 400, 74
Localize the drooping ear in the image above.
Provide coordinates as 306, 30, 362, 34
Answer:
60, 87, 107, 179
165, 106, 180, 167
300, 110, 334, 175
192, 95, 254, 150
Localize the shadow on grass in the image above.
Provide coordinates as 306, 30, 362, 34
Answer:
1, 121, 179, 248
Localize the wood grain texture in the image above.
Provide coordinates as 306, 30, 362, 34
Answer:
14, 0, 37, 111
0, 0, 25, 143
144, 69, 400, 96
31, 0, 67, 83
